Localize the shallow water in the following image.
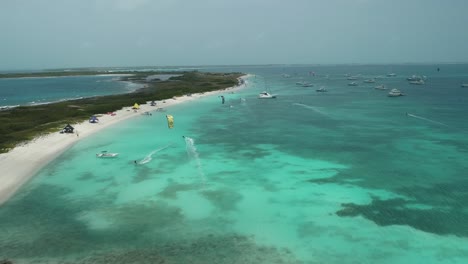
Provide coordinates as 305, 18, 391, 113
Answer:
1, 65, 468, 263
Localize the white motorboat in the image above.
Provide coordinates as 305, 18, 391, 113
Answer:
387, 73, 397, 77
363, 79, 376, 83
348, 82, 358, 86
96, 151, 119, 158
258, 91, 277, 99
461, 83, 468, 88
407, 75, 422, 81
316, 86, 327, 92
409, 79, 425, 85
388, 88, 404, 97
296, 81, 313, 87
374, 84, 387, 90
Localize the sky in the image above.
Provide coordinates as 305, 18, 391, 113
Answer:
1, 0, 468, 70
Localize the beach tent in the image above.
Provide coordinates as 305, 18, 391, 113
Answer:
60, 124, 74, 134
89, 116, 99, 123
132, 103, 140, 109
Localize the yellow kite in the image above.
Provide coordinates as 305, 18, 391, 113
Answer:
166, 115, 174, 129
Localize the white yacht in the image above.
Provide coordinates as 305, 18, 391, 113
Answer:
296, 81, 312, 87
387, 73, 397, 77
374, 84, 386, 90
407, 75, 422, 81
409, 79, 425, 85
258, 91, 277, 99
388, 88, 404, 97
316, 86, 327, 92
348, 82, 358, 86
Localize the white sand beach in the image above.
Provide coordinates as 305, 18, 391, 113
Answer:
0, 76, 249, 205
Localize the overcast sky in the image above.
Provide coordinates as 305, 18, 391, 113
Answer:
1, 0, 468, 70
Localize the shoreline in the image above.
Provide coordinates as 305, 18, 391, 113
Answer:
0, 75, 250, 206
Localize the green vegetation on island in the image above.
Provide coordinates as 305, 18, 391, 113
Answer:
0, 71, 243, 153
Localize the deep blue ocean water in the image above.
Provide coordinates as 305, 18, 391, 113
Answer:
1, 64, 468, 263
0, 75, 140, 108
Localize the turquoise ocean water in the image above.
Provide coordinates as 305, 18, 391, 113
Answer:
1, 64, 468, 263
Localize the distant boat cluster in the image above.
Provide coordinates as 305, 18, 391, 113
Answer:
259, 67, 468, 101
343, 72, 423, 96
277, 70, 468, 98
343, 73, 412, 97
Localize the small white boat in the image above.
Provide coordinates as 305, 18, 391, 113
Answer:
407, 75, 422, 81
316, 86, 327, 92
296, 81, 313, 87
363, 79, 376, 83
374, 84, 387, 90
258, 91, 277, 99
388, 88, 404, 97
409, 79, 425, 85
347, 76, 358, 80
96, 152, 119, 158
461, 83, 468, 88
387, 73, 397, 77
348, 82, 358, 86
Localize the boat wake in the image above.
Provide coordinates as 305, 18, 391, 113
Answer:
406, 113, 449, 127
293, 103, 330, 117
183, 136, 206, 185
137, 144, 172, 164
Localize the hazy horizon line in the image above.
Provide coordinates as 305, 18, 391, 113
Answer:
2, 61, 468, 73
